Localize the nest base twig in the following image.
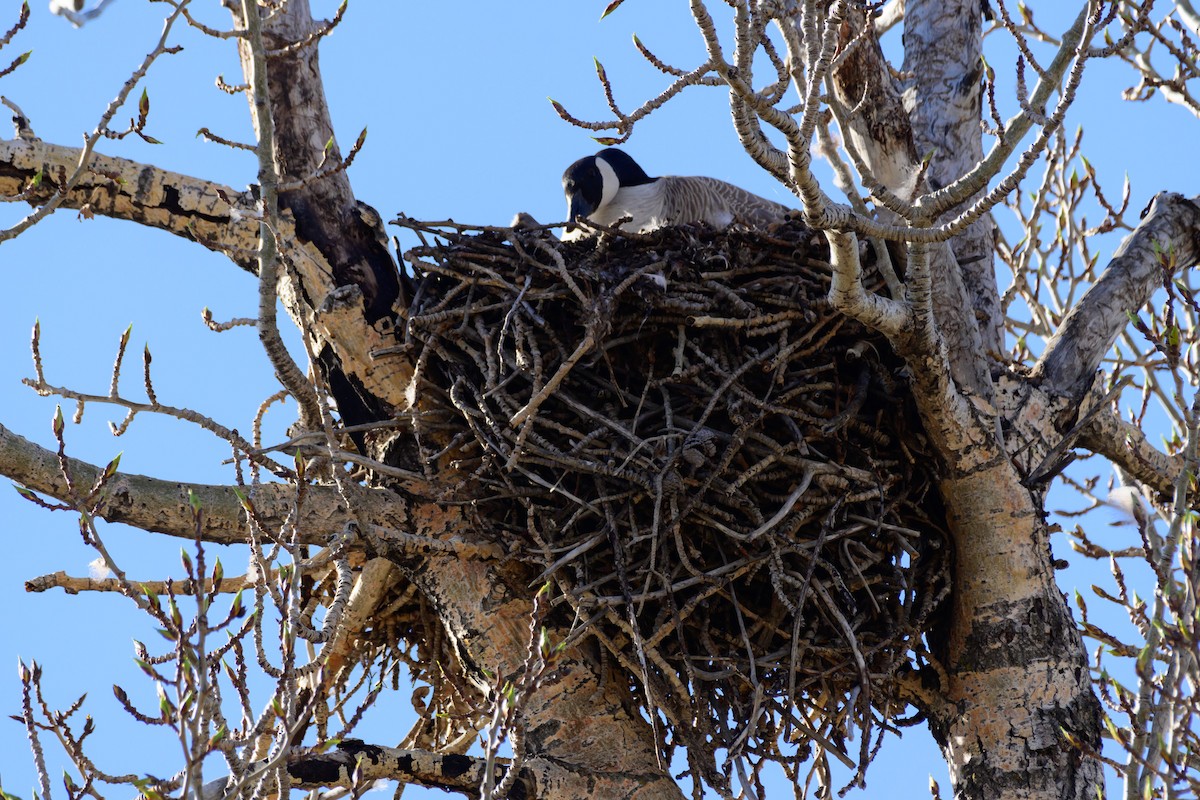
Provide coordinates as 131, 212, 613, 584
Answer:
388, 218, 950, 789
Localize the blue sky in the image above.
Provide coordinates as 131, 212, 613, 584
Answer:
0, 2, 1197, 798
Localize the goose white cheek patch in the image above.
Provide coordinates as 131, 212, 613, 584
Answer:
595, 156, 620, 213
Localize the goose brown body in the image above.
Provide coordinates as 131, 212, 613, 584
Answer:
562, 148, 790, 235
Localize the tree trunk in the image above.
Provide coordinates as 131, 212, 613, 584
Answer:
902, 0, 1003, 358
895, 3, 1104, 797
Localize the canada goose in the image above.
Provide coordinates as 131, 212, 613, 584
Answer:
561, 148, 790, 236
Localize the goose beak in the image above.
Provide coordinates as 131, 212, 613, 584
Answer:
567, 191, 595, 224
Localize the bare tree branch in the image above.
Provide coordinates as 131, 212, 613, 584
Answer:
25, 569, 255, 595
0, 138, 259, 267
0, 420, 403, 544
1078, 407, 1183, 500
1, 0, 188, 242
916, 4, 1097, 218
1034, 192, 1200, 401
240, 0, 323, 431
825, 6, 994, 397
198, 740, 539, 800
825, 229, 910, 337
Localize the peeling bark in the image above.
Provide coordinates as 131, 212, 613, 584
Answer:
828, 14, 920, 200
227, 0, 398, 323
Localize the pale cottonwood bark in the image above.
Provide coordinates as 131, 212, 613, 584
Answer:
824, 3, 1194, 798
825, 6, 996, 398
895, 3, 1104, 794
901, 0, 1004, 359
0, 138, 260, 267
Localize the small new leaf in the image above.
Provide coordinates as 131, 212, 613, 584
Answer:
1135, 643, 1153, 675
103, 452, 123, 479
229, 589, 244, 617
1102, 714, 1123, 742
979, 53, 994, 83
167, 595, 183, 628
600, 0, 626, 18
156, 683, 170, 713
232, 486, 256, 516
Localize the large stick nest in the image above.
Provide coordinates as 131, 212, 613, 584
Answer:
392, 218, 950, 778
